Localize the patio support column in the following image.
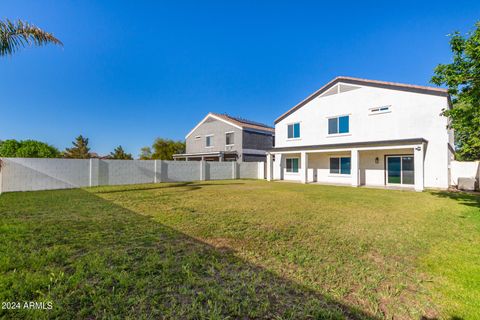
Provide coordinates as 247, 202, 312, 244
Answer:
301, 152, 308, 184
274, 153, 283, 180
351, 148, 359, 187
414, 144, 425, 192
266, 153, 273, 181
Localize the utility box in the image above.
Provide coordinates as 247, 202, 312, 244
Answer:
457, 177, 477, 191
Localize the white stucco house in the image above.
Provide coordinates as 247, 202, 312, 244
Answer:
266, 76, 455, 191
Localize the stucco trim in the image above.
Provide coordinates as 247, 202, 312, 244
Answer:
274, 76, 450, 124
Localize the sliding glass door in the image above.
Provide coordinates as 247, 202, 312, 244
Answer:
386, 155, 414, 185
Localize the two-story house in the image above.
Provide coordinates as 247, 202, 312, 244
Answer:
266, 77, 455, 191
173, 112, 274, 162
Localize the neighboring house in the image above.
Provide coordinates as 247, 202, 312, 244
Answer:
173, 113, 274, 162
266, 76, 455, 191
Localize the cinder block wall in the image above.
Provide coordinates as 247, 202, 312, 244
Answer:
0, 158, 263, 193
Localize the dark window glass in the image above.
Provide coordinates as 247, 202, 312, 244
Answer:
330, 157, 351, 174
329, 158, 340, 174
402, 156, 414, 184
292, 158, 299, 172
328, 118, 338, 134
340, 157, 351, 174
339, 116, 349, 133
286, 158, 299, 173
226, 132, 234, 145
206, 136, 212, 147
288, 123, 300, 139
387, 157, 401, 184
293, 123, 300, 138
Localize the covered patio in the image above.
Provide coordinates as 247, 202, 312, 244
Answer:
172, 151, 238, 162
266, 139, 427, 191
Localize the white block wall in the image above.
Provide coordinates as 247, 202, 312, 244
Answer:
0, 158, 90, 192
450, 161, 480, 187
207, 162, 233, 180
238, 162, 261, 179
0, 158, 264, 193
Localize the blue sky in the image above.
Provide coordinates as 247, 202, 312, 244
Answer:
1, 1, 479, 156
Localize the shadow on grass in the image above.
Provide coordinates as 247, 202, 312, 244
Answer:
430, 190, 480, 209
0, 187, 378, 319
93, 181, 245, 194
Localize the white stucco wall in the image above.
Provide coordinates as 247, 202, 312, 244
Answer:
450, 161, 480, 186
275, 83, 452, 188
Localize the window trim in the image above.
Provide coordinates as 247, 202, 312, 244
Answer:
287, 122, 301, 140
205, 134, 214, 148
225, 131, 235, 146
285, 157, 300, 173
327, 114, 350, 135
329, 156, 351, 176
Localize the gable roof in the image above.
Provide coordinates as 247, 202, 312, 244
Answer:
274, 76, 450, 124
185, 112, 274, 139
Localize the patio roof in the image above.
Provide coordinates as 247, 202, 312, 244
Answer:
269, 138, 428, 153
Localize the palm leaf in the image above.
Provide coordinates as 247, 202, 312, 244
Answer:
0, 19, 62, 56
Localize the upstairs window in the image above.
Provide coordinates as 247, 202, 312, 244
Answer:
287, 123, 300, 139
370, 105, 391, 115
225, 132, 234, 145
329, 157, 351, 175
286, 158, 299, 173
206, 135, 213, 147
328, 115, 349, 134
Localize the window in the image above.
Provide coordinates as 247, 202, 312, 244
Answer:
328, 116, 349, 134
370, 105, 391, 115
206, 135, 213, 147
329, 157, 351, 174
225, 132, 234, 145
286, 158, 299, 173
287, 123, 300, 139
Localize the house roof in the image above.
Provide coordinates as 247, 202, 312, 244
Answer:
185, 112, 274, 139
274, 76, 450, 124
211, 113, 274, 133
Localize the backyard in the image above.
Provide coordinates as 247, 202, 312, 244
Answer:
0, 180, 479, 319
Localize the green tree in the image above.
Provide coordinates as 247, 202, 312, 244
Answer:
0, 139, 59, 158
1, 19, 62, 56
63, 135, 91, 159
109, 145, 133, 160
431, 22, 480, 160
0, 140, 21, 157
139, 146, 153, 160
144, 138, 185, 160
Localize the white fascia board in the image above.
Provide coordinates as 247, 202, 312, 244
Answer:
185, 113, 243, 139
270, 144, 421, 155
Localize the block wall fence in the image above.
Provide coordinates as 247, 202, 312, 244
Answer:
0, 158, 265, 193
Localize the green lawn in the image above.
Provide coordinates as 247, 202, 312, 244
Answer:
0, 180, 479, 319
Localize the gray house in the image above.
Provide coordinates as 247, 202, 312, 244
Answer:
173, 113, 274, 162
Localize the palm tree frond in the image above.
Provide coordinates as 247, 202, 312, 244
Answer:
0, 19, 63, 56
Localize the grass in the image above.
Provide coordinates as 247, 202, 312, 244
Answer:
0, 180, 479, 319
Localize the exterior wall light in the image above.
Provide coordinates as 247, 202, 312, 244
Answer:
375, 157, 379, 164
